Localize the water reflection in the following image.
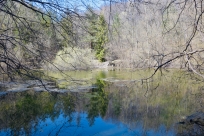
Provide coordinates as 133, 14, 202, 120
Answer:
86, 71, 108, 126
0, 70, 204, 135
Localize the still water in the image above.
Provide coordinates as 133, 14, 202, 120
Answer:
0, 69, 204, 136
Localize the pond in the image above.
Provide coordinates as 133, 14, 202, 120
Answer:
0, 69, 204, 136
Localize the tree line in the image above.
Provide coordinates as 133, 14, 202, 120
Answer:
0, 0, 108, 81
0, 0, 204, 81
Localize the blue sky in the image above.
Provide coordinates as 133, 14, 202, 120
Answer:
29, 0, 107, 13
67, 0, 107, 11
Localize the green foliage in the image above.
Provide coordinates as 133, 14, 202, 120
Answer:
4, 5, 66, 71
96, 48, 105, 62
95, 15, 108, 62
86, 8, 108, 62
86, 72, 108, 126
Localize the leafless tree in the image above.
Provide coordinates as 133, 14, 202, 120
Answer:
0, 0, 85, 81
1, 0, 204, 83
150, 0, 204, 78
103, 0, 204, 79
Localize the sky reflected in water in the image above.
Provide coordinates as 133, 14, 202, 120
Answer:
0, 70, 204, 136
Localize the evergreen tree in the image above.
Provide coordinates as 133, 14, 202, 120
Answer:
95, 15, 108, 62
85, 8, 108, 62
85, 7, 98, 50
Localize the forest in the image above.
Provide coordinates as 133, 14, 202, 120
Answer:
0, 0, 204, 80
1, 1, 204, 135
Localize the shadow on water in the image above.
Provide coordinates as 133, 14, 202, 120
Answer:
0, 70, 204, 135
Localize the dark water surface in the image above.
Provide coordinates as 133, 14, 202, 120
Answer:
0, 69, 204, 136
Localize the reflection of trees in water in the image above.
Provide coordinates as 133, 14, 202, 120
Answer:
0, 91, 76, 135
103, 72, 204, 133
0, 74, 109, 135
1, 71, 204, 135
86, 71, 109, 126
58, 94, 75, 122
